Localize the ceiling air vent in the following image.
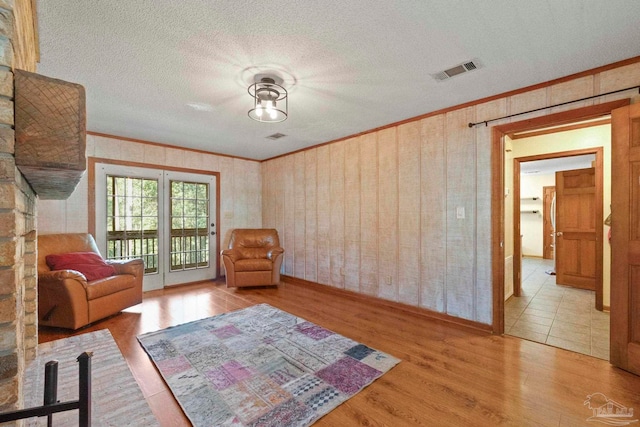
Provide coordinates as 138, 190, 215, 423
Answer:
266, 133, 287, 140
432, 60, 480, 82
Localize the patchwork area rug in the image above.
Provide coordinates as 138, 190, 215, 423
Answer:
24, 329, 158, 426
137, 303, 400, 426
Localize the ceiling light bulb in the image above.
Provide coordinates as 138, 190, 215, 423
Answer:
248, 76, 288, 123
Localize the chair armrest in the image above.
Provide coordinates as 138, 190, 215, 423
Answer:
38, 270, 90, 329
220, 250, 238, 285
106, 258, 144, 277
221, 249, 240, 263
39, 269, 87, 285
267, 247, 284, 260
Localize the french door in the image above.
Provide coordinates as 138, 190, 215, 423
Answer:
163, 170, 216, 286
95, 164, 217, 291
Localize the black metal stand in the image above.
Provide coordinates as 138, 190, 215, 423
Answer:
0, 351, 93, 427
44, 360, 58, 427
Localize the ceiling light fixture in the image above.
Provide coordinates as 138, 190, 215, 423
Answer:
248, 76, 288, 123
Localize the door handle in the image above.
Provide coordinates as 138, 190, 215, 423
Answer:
556, 231, 563, 237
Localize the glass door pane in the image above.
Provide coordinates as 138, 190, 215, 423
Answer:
106, 175, 159, 273
169, 180, 210, 271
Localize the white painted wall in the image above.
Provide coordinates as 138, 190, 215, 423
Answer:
520, 173, 555, 257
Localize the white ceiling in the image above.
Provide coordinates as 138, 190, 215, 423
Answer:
36, 1, 640, 161
520, 154, 595, 175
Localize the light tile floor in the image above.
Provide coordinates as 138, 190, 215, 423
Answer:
505, 257, 610, 360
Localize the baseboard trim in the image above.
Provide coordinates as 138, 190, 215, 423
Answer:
281, 275, 493, 334
144, 278, 222, 296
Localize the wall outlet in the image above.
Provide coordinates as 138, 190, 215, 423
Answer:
385, 275, 392, 285
456, 206, 465, 219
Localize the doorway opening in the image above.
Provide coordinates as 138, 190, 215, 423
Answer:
510, 147, 604, 308
505, 142, 608, 359
491, 99, 629, 343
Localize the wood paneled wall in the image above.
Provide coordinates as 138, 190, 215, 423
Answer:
262, 110, 491, 323
262, 60, 640, 325
38, 134, 263, 250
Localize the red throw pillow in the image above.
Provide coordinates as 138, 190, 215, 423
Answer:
46, 252, 116, 281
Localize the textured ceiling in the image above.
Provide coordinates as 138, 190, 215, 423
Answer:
520, 154, 595, 175
36, 1, 640, 160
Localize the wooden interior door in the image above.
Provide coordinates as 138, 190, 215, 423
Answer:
611, 102, 640, 375
555, 167, 596, 290
543, 186, 556, 260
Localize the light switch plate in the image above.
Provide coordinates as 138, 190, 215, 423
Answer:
456, 206, 465, 219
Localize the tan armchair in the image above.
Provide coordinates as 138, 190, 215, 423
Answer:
38, 233, 143, 329
221, 229, 284, 287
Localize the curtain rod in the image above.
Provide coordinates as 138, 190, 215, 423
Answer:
468, 85, 640, 128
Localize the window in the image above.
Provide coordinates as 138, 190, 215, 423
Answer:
106, 175, 159, 273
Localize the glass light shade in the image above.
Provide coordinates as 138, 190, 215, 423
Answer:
248, 77, 288, 123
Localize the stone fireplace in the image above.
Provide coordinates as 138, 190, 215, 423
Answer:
0, 0, 41, 420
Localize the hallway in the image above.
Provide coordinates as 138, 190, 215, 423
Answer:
505, 257, 610, 360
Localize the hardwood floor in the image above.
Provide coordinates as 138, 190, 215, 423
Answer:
39, 280, 640, 426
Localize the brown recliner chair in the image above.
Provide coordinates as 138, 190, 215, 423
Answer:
37, 233, 144, 329
221, 229, 284, 287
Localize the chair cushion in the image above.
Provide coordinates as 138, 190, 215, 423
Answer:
234, 258, 273, 272
228, 229, 280, 260
237, 247, 270, 260
46, 252, 117, 281
85, 274, 136, 300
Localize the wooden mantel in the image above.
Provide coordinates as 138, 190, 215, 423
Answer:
14, 69, 86, 200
